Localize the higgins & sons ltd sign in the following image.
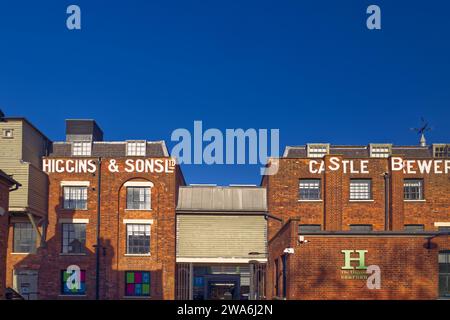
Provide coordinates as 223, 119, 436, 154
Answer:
43, 158, 176, 174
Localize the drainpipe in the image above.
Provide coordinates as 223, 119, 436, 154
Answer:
95, 158, 102, 300
383, 172, 390, 231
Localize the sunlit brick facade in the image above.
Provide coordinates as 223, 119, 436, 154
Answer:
264, 145, 450, 299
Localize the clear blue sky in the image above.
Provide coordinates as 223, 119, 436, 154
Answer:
1, 0, 449, 185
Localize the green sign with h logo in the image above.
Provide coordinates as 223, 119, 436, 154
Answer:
341, 250, 368, 270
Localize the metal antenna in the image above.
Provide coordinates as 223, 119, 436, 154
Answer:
410, 117, 432, 147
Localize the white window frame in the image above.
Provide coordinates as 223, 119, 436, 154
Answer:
126, 141, 146, 156
369, 144, 392, 158
2, 128, 14, 138
72, 141, 92, 156
433, 144, 450, 158
307, 144, 329, 158
403, 179, 424, 201
349, 179, 372, 201
63, 186, 88, 210
125, 223, 152, 255
126, 186, 151, 210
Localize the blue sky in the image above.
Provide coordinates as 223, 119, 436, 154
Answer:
0, 0, 449, 185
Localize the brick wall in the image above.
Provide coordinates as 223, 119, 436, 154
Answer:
268, 221, 450, 300
266, 157, 450, 238
6, 157, 182, 300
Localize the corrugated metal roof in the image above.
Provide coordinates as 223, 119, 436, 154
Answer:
177, 186, 267, 212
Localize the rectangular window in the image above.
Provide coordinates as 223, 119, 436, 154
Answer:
298, 224, 322, 233
349, 224, 373, 232
2, 128, 14, 138
72, 142, 91, 156
404, 179, 424, 200
404, 224, 425, 232
299, 179, 321, 200
307, 144, 329, 158
13, 223, 37, 253
370, 144, 391, 158
438, 227, 450, 232
126, 224, 151, 254
433, 144, 450, 158
350, 179, 372, 200
62, 223, 86, 254
127, 141, 146, 156
63, 186, 88, 210
126, 187, 151, 210
125, 271, 151, 297
61, 270, 86, 295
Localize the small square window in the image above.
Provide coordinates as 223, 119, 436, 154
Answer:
72, 142, 91, 156
350, 179, 372, 200
307, 144, 329, 158
127, 141, 146, 156
126, 187, 151, 210
63, 186, 88, 210
433, 144, 450, 158
62, 223, 86, 254
370, 144, 391, 158
299, 179, 321, 200
126, 224, 151, 254
404, 179, 424, 200
2, 129, 14, 138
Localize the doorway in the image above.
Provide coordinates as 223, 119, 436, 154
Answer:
205, 275, 240, 300
13, 269, 38, 300
439, 251, 450, 298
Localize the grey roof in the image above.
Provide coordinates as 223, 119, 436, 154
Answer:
49, 141, 168, 158
284, 145, 439, 158
177, 186, 267, 213
0, 169, 20, 187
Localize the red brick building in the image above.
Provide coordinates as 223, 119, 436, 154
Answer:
6, 120, 185, 299
264, 144, 450, 300
0, 170, 20, 299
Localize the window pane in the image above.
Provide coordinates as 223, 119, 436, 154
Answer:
126, 187, 151, 210
72, 142, 91, 156
13, 223, 37, 253
404, 179, 424, 200
299, 179, 321, 200
126, 224, 151, 254
350, 179, 371, 200
62, 224, 86, 254
63, 187, 88, 210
